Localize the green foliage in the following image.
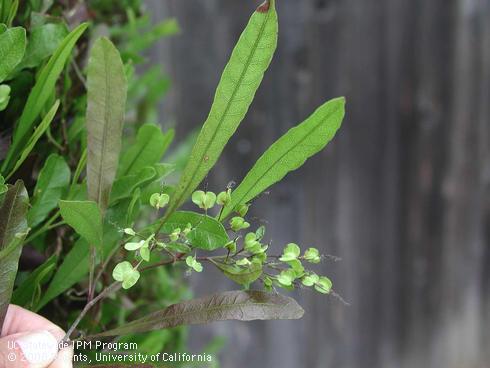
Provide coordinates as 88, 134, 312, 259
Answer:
0, 181, 29, 329
86, 37, 127, 213
2, 23, 88, 173
158, 211, 229, 251
0, 175, 7, 194
11, 255, 57, 309
59, 200, 103, 249
163, 1, 278, 218
110, 166, 157, 204
28, 154, 70, 227
90, 290, 304, 337
0, 26, 25, 82
0, 0, 18, 26
118, 124, 174, 177
17, 23, 68, 70
6, 100, 60, 181
0, 84, 9, 111
37, 239, 89, 310
213, 260, 262, 286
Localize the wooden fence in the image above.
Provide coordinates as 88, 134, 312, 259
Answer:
146, 1, 490, 367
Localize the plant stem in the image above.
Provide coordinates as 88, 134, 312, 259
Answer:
93, 244, 119, 288
26, 211, 61, 242
63, 281, 121, 343
88, 245, 96, 302
140, 256, 183, 272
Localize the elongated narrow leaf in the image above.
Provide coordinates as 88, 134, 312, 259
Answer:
6, 100, 60, 180
11, 254, 57, 308
91, 290, 304, 337
86, 37, 127, 213
5, 0, 17, 26
118, 124, 174, 177
110, 166, 156, 204
36, 239, 88, 311
0, 26, 26, 82
2, 23, 87, 172
221, 97, 345, 220
59, 200, 103, 249
0, 180, 29, 329
28, 154, 70, 227
163, 1, 278, 218
147, 211, 229, 251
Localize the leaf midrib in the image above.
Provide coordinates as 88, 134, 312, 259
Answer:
99, 298, 292, 334
95, 43, 112, 209
121, 132, 158, 176
171, 9, 273, 213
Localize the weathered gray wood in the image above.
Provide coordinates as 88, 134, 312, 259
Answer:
146, 0, 490, 367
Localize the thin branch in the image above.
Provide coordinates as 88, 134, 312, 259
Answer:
63, 281, 121, 343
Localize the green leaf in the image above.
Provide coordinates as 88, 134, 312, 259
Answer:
17, 22, 68, 69
90, 290, 304, 337
28, 154, 70, 227
154, 211, 229, 251
86, 37, 127, 213
221, 97, 345, 220
118, 124, 174, 177
2, 23, 87, 172
212, 260, 262, 286
0, 83, 10, 111
163, 2, 278, 219
59, 200, 103, 249
5, 0, 17, 26
110, 166, 156, 204
0, 174, 6, 195
11, 254, 57, 308
0, 26, 26, 83
36, 238, 88, 311
0, 180, 29, 329
5, 100, 60, 180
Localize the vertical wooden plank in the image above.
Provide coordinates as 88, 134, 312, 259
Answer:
397, 0, 455, 366
436, 0, 490, 367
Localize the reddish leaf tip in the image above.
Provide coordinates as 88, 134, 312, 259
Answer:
256, 0, 271, 13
